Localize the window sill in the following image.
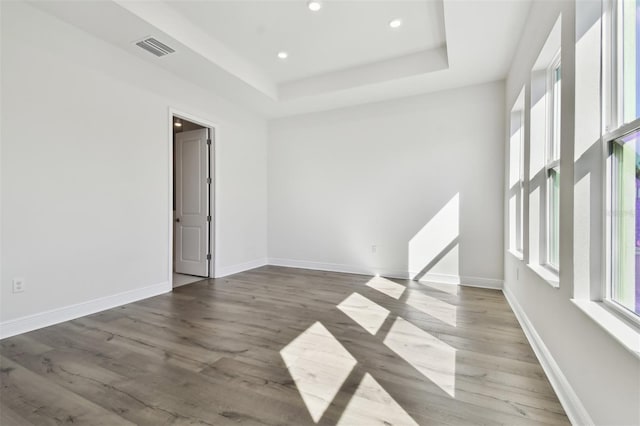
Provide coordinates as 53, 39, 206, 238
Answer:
571, 299, 640, 360
508, 249, 524, 261
527, 263, 559, 288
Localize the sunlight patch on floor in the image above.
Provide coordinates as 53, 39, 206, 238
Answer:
337, 373, 418, 426
280, 322, 357, 422
337, 293, 390, 335
366, 276, 406, 299
383, 317, 457, 397
405, 290, 457, 327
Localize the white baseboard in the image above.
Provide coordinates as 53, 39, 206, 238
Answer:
418, 272, 503, 290
0, 281, 170, 340
267, 257, 408, 279
267, 258, 503, 289
214, 258, 268, 278
503, 286, 593, 426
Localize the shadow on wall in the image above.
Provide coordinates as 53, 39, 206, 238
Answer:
408, 193, 460, 282
573, 3, 604, 301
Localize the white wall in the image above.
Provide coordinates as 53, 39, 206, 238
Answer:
504, 1, 640, 425
269, 82, 505, 286
0, 2, 267, 330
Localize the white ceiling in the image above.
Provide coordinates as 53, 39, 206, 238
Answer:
164, 0, 446, 84
29, 0, 532, 118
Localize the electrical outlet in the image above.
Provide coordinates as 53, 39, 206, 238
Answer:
516, 268, 519, 281
13, 278, 25, 293
371, 245, 377, 254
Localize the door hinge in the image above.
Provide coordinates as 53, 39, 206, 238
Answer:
206, 177, 212, 184
206, 254, 212, 260
206, 138, 212, 146
207, 215, 212, 222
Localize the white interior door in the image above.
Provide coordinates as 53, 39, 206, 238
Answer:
175, 128, 209, 277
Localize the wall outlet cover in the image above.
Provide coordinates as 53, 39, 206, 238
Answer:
12, 278, 25, 293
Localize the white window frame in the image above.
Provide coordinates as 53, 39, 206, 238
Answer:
544, 52, 561, 272
602, 0, 640, 325
517, 110, 525, 254
604, 121, 640, 326
510, 107, 525, 255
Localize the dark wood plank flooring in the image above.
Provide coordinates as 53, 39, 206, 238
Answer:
0, 266, 569, 425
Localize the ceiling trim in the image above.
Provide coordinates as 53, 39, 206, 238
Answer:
279, 46, 449, 100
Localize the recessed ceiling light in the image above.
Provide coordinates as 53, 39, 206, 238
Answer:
389, 18, 403, 29
307, 1, 322, 12
277, 51, 289, 59
174, 118, 182, 127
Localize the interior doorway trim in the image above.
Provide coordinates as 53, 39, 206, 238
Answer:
168, 108, 218, 288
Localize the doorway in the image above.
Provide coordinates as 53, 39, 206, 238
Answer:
172, 113, 214, 287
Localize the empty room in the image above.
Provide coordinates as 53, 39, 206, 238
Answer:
1, 0, 639, 425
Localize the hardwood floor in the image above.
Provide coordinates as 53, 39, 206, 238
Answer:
0, 266, 570, 425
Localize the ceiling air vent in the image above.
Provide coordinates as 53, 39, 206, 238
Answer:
135, 37, 175, 57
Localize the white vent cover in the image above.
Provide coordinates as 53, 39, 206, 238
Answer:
135, 37, 175, 57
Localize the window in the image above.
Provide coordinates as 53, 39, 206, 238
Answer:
618, 0, 639, 124
604, 0, 638, 129
527, 16, 561, 284
605, 0, 640, 321
610, 131, 640, 317
546, 54, 561, 270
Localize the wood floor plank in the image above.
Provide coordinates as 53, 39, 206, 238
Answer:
0, 266, 570, 425
0, 356, 134, 425
0, 404, 34, 426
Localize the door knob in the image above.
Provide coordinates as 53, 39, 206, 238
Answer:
176, 218, 180, 222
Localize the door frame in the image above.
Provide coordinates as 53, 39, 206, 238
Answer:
168, 108, 217, 287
